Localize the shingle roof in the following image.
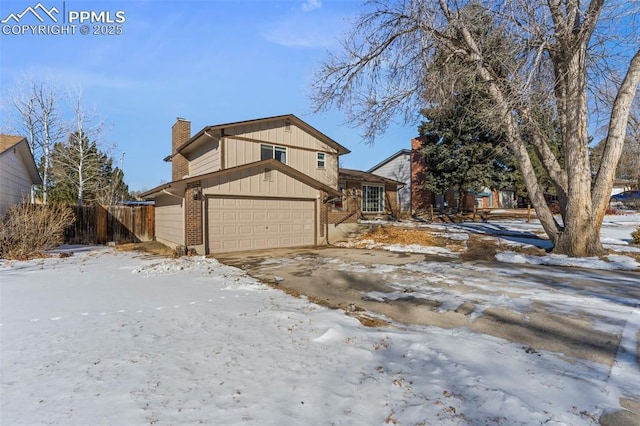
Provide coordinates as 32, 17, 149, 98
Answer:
339, 168, 404, 186
172, 114, 351, 158
0, 134, 26, 154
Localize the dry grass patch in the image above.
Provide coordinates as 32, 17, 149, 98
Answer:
460, 235, 499, 261
115, 241, 174, 257
353, 225, 550, 261
352, 313, 389, 328
359, 226, 446, 246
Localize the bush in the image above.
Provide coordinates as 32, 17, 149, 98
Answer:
0, 203, 75, 260
632, 226, 640, 245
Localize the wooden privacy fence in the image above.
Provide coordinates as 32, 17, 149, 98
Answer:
65, 205, 154, 244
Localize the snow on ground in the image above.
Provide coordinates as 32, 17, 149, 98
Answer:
405, 214, 640, 270
1, 215, 639, 425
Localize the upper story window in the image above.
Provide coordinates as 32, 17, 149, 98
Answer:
317, 152, 326, 169
362, 185, 384, 213
261, 144, 287, 164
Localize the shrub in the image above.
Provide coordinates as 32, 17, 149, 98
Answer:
632, 226, 640, 245
0, 203, 75, 260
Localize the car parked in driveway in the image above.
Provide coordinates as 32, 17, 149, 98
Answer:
610, 190, 640, 207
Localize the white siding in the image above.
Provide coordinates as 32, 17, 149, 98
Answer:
0, 148, 34, 217
154, 194, 184, 248
370, 153, 411, 212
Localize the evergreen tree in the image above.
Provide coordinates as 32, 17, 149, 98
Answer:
49, 131, 128, 205
417, 91, 518, 209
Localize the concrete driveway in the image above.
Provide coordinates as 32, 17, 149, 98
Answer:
216, 246, 640, 424
216, 247, 638, 361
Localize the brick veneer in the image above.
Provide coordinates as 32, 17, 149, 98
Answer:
172, 119, 190, 181
411, 136, 435, 213
185, 181, 202, 246
328, 179, 397, 224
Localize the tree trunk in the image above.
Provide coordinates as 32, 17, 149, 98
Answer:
552, 42, 605, 256
592, 49, 640, 233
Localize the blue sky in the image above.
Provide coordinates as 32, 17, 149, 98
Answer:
0, 0, 418, 191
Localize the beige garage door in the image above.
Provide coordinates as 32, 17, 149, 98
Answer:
207, 197, 315, 253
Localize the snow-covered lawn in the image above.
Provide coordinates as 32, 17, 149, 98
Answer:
1, 215, 639, 425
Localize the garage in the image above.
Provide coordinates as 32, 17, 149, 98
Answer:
207, 196, 316, 253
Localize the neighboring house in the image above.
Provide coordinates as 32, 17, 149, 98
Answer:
367, 149, 411, 214
413, 135, 516, 212
612, 178, 640, 195
366, 137, 516, 215
0, 135, 42, 218
141, 114, 400, 254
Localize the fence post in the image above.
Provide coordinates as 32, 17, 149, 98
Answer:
96, 205, 108, 244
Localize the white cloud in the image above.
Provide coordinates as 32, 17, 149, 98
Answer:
301, 0, 322, 12
261, 16, 338, 48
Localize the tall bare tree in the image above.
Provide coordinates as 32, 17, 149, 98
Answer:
65, 90, 106, 205
8, 76, 64, 204
312, 0, 640, 256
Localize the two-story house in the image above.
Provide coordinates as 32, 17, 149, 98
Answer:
141, 115, 401, 254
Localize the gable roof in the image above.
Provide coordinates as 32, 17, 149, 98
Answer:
0, 135, 26, 153
141, 158, 342, 199
339, 168, 404, 187
170, 114, 351, 159
0, 134, 42, 185
367, 149, 411, 173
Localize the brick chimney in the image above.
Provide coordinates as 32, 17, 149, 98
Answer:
172, 118, 191, 181
411, 136, 433, 213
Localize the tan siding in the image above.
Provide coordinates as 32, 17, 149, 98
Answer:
0, 150, 33, 217
154, 194, 184, 247
228, 119, 331, 151
223, 136, 338, 188
224, 137, 258, 169
188, 140, 220, 176
202, 167, 318, 199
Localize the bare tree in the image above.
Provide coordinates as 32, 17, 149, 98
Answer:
58, 89, 106, 205
312, 0, 640, 256
618, 96, 640, 187
8, 76, 64, 204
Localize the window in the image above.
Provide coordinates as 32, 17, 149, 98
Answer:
317, 152, 326, 169
362, 185, 384, 213
261, 144, 287, 164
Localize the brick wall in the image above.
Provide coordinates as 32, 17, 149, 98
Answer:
172, 119, 191, 181
185, 181, 202, 246
327, 180, 398, 224
411, 137, 435, 213
328, 211, 358, 224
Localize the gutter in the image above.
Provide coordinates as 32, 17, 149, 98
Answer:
162, 188, 183, 199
